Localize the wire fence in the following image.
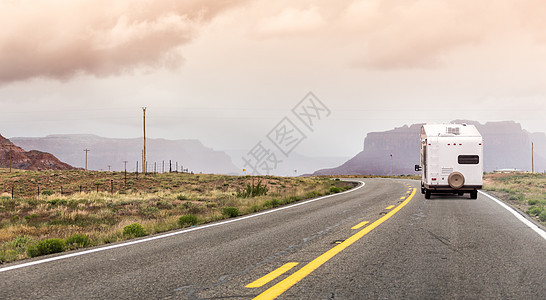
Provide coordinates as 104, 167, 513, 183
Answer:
0, 169, 195, 200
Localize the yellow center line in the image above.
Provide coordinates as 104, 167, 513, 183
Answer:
400, 196, 406, 200
385, 205, 395, 210
253, 188, 417, 300
246, 263, 299, 288
351, 221, 369, 230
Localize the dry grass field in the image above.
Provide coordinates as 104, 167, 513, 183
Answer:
483, 172, 546, 226
0, 169, 353, 263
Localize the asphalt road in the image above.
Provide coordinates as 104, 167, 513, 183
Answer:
1, 178, 545, 299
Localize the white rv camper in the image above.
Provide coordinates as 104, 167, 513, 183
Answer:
415, 123, 483, 199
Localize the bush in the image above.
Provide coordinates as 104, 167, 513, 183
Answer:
123, 223, 147, 237
0, 250, 18, 263
31, 238, 65, 257
247, 204, 261, 213
222, 206, 239, 218
539, 210, 546, 222
178, 214, 198, 227
509, 192, 524, 201
526, 206, 543, 217
263, 198, 281, 208
65, 234, 91, 248
24, 213, 39, 221
288, 195, 302, 202
47, 198, 68, 206
306, 191, 321, 199
177, 194, 188, 200
237, 180, 268, 198
330, 186, 342, 194
528, 199, 538, 205
11, 236, 31, 250
26, 245, 39, 258
41, 190, 54, 196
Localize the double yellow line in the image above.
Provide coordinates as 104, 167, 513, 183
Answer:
251, 187, 417, 300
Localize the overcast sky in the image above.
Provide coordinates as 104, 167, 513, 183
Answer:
1, 0, 545, 159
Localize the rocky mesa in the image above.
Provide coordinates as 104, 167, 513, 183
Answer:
0, 134, 75, 170
312, 120, 546, 176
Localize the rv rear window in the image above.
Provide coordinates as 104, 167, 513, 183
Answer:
458, 155, 479, 164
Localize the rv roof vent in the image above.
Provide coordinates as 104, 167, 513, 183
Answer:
446, 127, 460, 135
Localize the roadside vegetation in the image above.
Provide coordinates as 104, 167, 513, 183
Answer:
483, 173, 546, 226
0, 169, 353, 263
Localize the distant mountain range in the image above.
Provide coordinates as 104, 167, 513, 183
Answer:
6, 120, 544, 175
312, 120, 546, 176
0, 134, 74, 170
9, 134, 348, 175
11, 135, 239, 174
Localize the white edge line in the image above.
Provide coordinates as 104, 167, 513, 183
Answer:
0, 181, 366, 273
479, 190, 546, 241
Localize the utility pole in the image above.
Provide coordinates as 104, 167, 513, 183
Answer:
123, 160, 128, 185
531, 142, 535, 173
390, 153, 393, 177
84, 149, 90, 170
142, 107, 147, 174
108, 165, 111, 172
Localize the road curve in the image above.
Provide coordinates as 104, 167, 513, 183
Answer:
1, 179, 545, 299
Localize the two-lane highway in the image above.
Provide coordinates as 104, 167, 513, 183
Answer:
1, 179, 545, 299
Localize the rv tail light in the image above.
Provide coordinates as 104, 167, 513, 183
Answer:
432, 178, 437, 181
479, 143, 482, 145
459, 144, 462, 146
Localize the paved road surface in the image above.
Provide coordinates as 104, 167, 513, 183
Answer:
1, 179, 545, 299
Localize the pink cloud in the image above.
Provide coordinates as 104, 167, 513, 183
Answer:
0, 0, 246, 84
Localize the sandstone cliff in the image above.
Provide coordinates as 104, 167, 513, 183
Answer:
313, 121, 545, 175
0, 134, 74, 170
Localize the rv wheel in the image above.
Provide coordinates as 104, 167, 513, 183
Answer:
470, 190, 478, 199
425, 190, 431, 199
448, 172, 465, 189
